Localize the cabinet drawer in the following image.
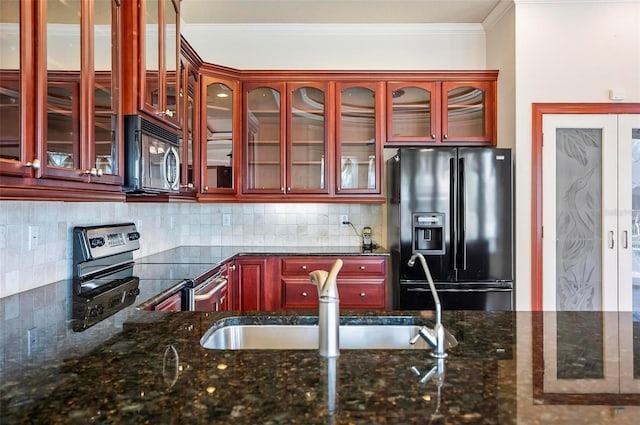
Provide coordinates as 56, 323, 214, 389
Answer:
281, 258, 337, 275
282, 281, 318, 309
340, 257, 386, 275
281, 256, 386, 276
282, 279, 386, 310
339, 279, 386, 308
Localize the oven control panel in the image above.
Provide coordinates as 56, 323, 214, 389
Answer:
74, 223, 140, 265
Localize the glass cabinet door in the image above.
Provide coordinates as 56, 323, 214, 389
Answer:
181, 64, 197, 191
163, 0, 178, 122
93, 0, 119, 180
143, 0, 160, 110
44, 0, 82, 177
41, 0, 121, 184
203, 76, 238, 193
336, 82, 382, 194
244, 83, 285, 193
287, 82, 330, 194
0, 0, 34, 177
386, 82, 439, 144
442, 81, 494, 144
141, 0, 179, 125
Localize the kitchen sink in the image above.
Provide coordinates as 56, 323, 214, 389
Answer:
200, 316, 457, 351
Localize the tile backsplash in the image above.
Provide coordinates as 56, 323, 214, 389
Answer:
0, 201, 384, 298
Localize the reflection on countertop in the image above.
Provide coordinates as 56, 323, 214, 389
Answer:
1, 306, 638, 424
0, 245, 638, 424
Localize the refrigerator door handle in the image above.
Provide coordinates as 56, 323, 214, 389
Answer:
459, 157, 466, 270
450, 157, 458, 271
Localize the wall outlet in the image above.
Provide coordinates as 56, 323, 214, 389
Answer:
28, 226, 39, 251
340, 214, 349, 226
222, 214, 231, 227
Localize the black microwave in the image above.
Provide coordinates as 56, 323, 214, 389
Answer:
124, 115, 180, 194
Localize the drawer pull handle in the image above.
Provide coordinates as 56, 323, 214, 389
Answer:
359, 266, 366, 270
301, 292, 308, 297
360, 292, 366, 297
301, 265, 307, 270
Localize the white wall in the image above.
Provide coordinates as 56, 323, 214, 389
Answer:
183, 23, 487, 70
485, 3, 516, 151
514, 0, 640, 310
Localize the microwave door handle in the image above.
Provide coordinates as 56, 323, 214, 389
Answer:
163, 147, 179, 190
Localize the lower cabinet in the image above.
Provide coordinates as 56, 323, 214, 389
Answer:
147, 255, 388, 312
279, 255, 388, 310
231, 257, 271, 311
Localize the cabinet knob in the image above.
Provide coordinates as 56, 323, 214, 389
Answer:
301, 265, 307, 270
204, 186, 209, 191
359, 266, 366, 270
84, 168, 99, 176
431, 133, 436, 139
301, 292, 308, 297
443, 134, 448, 140
181, 183, 194, 189
25, 159, 41, 169
281, 187, 285, 193
228, 265, 236, 271
337, 187, 341, 192
360, 292, 366, 297
287, 187, 291, 192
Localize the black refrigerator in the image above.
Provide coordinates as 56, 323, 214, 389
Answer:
387, 147, 513, 311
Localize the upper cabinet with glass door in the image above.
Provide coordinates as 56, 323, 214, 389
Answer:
40, 0, 122, 186
243, 81, 331, 196
0, 0, 35, 178
386, 77, 496, 146
244, 82, 285, 194
201, 75, 239, 196
140, 0, 180, 127
336, 82, 384, 195
0, 0, 123, 194
287, 82, 331, 195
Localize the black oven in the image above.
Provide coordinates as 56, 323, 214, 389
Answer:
124, 115, 180, 194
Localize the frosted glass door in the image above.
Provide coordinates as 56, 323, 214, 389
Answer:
542, 115, 619, 311
620, 115, 640, 314
543, 114, 640, 312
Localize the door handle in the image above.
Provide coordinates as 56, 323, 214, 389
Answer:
623, 230, 629, 249
608, 230, 615, 249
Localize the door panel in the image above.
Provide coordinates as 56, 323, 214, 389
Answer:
542, 114, 639, 311
457, 148, 512, 282
619, 115, 640, 312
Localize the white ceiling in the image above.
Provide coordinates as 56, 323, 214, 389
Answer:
180, 0, 505, 24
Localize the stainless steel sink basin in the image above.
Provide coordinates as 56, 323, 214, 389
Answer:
201, 317, 457, 351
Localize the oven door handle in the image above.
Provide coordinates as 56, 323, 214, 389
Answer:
193, 278, 228, 302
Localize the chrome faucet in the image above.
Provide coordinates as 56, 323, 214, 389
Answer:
408, 253, 450, 358
310, 259, 343, 358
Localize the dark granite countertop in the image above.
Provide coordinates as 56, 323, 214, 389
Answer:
2, 246, 639, 423
1, 306, 639, 424
134, 245, 389, 266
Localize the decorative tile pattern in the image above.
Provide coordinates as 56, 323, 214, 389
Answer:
0, 202, 383, 298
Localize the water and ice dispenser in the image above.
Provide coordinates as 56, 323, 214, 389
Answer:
412, 213, 445, 255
